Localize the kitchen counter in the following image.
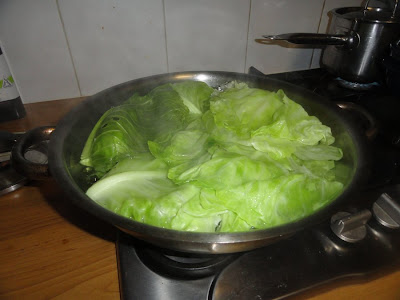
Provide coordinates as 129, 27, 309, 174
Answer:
0, 98, 399, 300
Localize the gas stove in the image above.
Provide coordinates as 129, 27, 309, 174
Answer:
116, 68, 400, 300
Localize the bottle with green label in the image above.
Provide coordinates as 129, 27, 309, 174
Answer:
0, 47, 25, 122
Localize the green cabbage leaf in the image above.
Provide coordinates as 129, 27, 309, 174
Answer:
81, 80, 345, 232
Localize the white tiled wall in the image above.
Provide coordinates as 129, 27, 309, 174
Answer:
164, 0, 250, 73
58, 0, 168, 96
0, 0, 365, 103
0, 0, 80, 103
246, 0, 324, 74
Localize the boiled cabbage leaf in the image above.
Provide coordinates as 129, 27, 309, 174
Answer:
81, 80, 346, 232
80, 105, 148, 176
81, 81, 213, 176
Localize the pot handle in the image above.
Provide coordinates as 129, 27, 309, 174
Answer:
11, 126, 55, 180
262, 33, 359, 48
363, 0, 400, 19
336, 102, 378, 140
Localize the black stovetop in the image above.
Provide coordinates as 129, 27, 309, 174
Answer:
117, 68, 400, 300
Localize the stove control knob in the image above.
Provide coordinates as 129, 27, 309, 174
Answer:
372, 193, 400, 229
330, 210, 372, 243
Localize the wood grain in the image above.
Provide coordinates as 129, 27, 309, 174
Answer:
0, 181, 119, 300
0, 98, 119, 300
0, 99, 399, 300
0, 97, 86, 132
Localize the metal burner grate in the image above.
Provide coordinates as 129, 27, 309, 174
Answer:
335, 77, 380, 91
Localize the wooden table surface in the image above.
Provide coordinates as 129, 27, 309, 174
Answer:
0, 98, 399, 300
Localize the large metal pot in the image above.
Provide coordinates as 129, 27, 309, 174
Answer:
262, 3, 400, 83
11, 71, 369, 254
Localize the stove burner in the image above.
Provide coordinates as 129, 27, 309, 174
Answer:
136, 245, 239, 279
335, 77, 380, 91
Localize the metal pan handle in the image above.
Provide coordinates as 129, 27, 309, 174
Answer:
11, 126, 55, 180
336, 102, 378, 140
261, 33, 359, 49
363, 0, 399, 18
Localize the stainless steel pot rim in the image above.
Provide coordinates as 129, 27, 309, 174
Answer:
333, 6, 400, 23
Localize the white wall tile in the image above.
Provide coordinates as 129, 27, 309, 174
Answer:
246, 0, 325, 74
310, 0, 363, 68
164, 0, 250, 73
2, 0, 366, 103
0, 0, 80, 103
58, 0, 168, 96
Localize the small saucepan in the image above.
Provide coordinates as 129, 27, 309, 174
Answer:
261, 2, 400, 84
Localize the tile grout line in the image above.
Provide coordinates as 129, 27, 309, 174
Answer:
244, 0, 252, 73
56, 0, 82, 96
309, 0, 326, 69
162, 0, 169, 72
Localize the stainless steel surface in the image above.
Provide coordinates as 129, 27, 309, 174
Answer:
262, 33, 359, 48
373, 193, 400, 228
11, 126, 55, 181
336, 102, 378, 140
16, 71, 369, 254
261, 6, 400, 83
363, 0, 400, 19
0, 164, 28, 196
331, 210, 372, 243
0, 131, 28, 195
393, 0, 399, 18
322, 7, 400, 83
